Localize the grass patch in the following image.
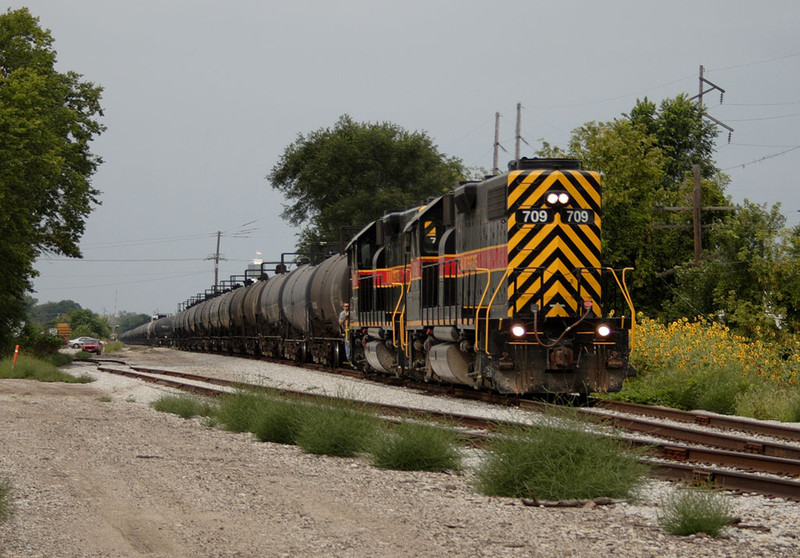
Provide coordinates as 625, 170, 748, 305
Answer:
47, 352, 74, 367
294, 400, 379, 457
370, 420, 462, 472
734, 381, 800, 422
151, 394, 218, 419
474, 418, 648, 501
615, 317, 800, 418
250, 397, 304, 444
0, 477, 13, 523
0, 355, 93, 383
616, 363, 750, 415
658, 484, 735, 537
215, 391, 270, 432
104, 340, 124, 353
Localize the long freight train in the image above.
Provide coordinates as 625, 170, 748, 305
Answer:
122, 158, 636, 395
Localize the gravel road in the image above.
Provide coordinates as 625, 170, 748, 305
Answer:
1, 348, 800, 557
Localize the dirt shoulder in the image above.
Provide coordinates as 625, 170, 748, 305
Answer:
1, 369, 798, 557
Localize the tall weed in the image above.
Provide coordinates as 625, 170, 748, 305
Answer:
0, 355, 92, 383
216, 391, 269, 432
151, 394, 218, 419
475, 419, 648, 501
658, 484, 735, 537
294, 400, 378, 457
370, 420, 462, 472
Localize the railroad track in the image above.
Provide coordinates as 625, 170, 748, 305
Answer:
88, 357, 800, 501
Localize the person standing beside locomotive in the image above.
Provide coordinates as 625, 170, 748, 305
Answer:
339, 302, 351, 363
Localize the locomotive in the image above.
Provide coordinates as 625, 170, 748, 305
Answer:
125, 158, 636, 396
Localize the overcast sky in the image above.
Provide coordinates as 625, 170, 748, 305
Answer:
10, 0, 800, 318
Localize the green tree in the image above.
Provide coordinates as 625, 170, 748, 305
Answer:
69, 309, 110, 339
0, 8, 105, 351
28, 299, 83, 326
117, 311, 151, 333
664, 201, 798, 336
268, 115, 464, 252
628, 94, 719, 188
774, 224, 800, 332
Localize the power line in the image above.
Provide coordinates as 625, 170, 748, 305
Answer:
709, 52, 800, 73
34, 271, 205, 290
726, 112, 800, 122
723, 145, 800, 170
44, 258, 208, 262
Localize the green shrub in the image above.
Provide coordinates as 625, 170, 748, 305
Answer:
370, 420, 462, 472
250, 398, 304, 444
16, 323, 64, 357
47, 352, 74, 367
475, 420, 648, 501
0, 477, 13, 523
734, 381, 800, 422
0, 355, 92, 383
658, 484, 735, 537
104, 340, 124, 353
614, 363, 749, 414
151, 394, 217, 419
294, 400, 378, 457
215, 391, 268, 433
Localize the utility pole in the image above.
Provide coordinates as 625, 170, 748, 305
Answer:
515, 102, 522, 161
655, 65, 737, 263
493, 112, 500, 175
693, 65, 734, 143
206, 231, 225, 291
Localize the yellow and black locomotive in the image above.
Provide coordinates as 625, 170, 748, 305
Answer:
348, 157, 635, 394
140, 158, 635, 397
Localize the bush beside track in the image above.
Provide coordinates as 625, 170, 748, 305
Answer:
610, 317, 800, 421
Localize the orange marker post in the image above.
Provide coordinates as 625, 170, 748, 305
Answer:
12, 345, 19, 369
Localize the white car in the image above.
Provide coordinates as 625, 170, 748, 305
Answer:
67, 337, 94, 349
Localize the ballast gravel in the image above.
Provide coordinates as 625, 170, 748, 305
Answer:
1, 348, 800, 557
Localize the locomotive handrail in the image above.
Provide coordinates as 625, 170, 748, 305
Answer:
601, 267, 636, 343
464, 268, 491, 350
391, 280, 406, 350
482, 267, 514, 354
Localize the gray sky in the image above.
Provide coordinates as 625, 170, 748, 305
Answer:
11, 0, 800, 318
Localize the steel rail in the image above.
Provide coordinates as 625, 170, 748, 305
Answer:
91, 362, 800, 500
592, 399, 800, 443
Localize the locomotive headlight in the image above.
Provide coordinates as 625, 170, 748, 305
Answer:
546, 192, 571, 206
596, 324, 612, 337
511, 324, 526, 338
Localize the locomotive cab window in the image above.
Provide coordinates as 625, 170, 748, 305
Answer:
421, 220, 439, 256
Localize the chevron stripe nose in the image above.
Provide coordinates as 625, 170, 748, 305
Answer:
507, 170, 602, 318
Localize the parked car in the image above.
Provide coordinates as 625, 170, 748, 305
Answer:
68, 336, 95, 349
80, 339, 102, 355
